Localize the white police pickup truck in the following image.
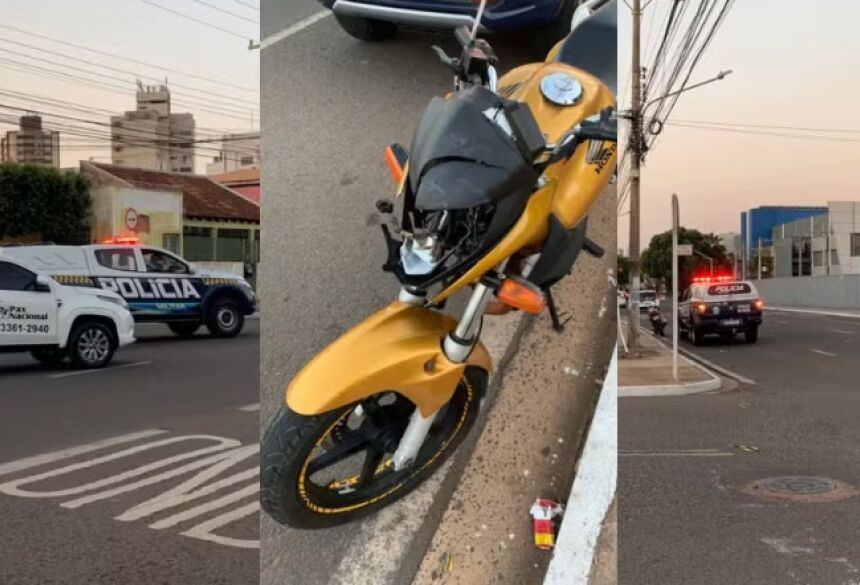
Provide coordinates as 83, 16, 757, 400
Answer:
1, 244, 256, 338
0, 255, 135, 368
678, 278, 764, 345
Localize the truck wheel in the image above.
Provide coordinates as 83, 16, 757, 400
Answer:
334, 14, 397, 42
691, 325, 703, 346
30, 348, 67, 367
168, 321, 201, 338
206, 298, 244, 338
68, 322, 116, 369
745, 326, 758, 344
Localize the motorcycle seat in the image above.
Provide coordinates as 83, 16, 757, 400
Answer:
555, 0, 617, 95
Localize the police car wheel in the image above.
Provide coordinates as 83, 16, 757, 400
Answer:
168, 321, 201, 338
745, 326, 758, 344
260, 367, 486, 529
691, 325, 703, 346
206, 299, 244, 338
30, 348, 67, 367
69, 322, 116, 369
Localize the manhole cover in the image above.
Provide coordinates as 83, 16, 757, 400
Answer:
743, 476, 858, 503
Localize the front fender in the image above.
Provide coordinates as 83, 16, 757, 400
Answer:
286, 302, 493, 417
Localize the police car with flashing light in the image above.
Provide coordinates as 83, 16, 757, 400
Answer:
1, 243, 256, 338
0, 255, 135, 368
678, 277, 764, 345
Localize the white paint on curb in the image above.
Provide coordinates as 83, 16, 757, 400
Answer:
619, 375, 721, 397
260, 10, 332, 50
544, 347, 617, 585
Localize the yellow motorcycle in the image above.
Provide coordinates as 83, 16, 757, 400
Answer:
261, 0, 617, 528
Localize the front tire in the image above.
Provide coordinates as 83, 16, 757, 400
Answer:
68, 321, 116, 369
206, 298, 244, 338
261, 367, 486, 529
691, 324, 703, 346
334, 14, 397, 42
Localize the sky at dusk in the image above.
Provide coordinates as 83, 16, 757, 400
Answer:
0, 0, 259, 172
618, 0, 860, 251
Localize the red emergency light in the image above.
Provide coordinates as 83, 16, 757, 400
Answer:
102, 236, 140, 245
691, 274, 734, 284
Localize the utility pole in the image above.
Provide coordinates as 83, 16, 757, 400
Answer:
627, 0, 643, 351
671, 194, 679, 382
757, 237, 762, 280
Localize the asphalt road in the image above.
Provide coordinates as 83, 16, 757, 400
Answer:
259, 4, 548, 585
620, 308, 860, 584
0, 321, 259, 585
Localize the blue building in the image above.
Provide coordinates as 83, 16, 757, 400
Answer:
740, 206, 828, 257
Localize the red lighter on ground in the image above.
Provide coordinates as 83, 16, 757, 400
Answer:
530, 498, 564, 550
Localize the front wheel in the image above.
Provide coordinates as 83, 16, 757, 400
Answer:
68, 321, 116, 369
206, 298, 244, 338
260, 367, 486, 529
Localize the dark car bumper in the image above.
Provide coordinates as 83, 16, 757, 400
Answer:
322, 0, 564, 32
695, 314, 762, 333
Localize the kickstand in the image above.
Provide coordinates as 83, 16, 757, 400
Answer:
545, 287, 571, 332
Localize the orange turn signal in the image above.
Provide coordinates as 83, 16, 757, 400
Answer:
696, 303, 708, 314
384, 145, 405, 185
754, 299, 764, 310
497, 278, 546, 315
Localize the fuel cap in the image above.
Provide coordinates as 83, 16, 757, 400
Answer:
540, 73, 583, 106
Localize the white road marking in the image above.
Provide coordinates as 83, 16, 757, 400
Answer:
0, 432, 259, 549
830, 329, 853, 335
811, 348, 837, 357
0, 435, 239, 498
0, 429, 166, 477
260, 10, 332, 50
767, 307, 860, 319
181, 501, 260, 549
238, 403, 260, 412
48, 360, 151, 379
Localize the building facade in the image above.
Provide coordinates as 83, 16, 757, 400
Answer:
1, 115, 60, 167
110, 83, 195, 173
205, 131, 260, 175
770, 202, 860, 277
739, 206, 828, 278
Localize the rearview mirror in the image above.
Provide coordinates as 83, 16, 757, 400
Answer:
34, 275, 52, 293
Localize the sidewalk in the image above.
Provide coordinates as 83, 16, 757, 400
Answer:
619, 329, 721, 397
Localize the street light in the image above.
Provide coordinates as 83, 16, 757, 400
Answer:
642, 70, 733, 113
692, 249, 714, 276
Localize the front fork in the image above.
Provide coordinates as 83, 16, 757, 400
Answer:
392, 265, 505, 470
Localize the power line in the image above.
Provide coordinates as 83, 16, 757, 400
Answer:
0, 86, 253, 138
0, 36, 258, 109
188, 0, 258, 24
671, 118, 860, 135
666, 121, 860, 144
0, 58, 257, 123
136, 0, 255, 40
0, 24, 258, 94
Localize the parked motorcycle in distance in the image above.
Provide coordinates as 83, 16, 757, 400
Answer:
260, 0, 617, 528
648, 306, 667, 337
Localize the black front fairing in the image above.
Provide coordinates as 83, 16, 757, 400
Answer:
408, 86, 541, 211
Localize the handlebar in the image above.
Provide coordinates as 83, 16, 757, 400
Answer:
542, 111, 617, 167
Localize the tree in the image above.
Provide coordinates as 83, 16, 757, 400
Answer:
640, 227, 730, 290
617, 254, 631, 287
0, 163, 91, 244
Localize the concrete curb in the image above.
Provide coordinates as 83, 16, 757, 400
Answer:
767, 306, 860, 319
619, 330, 723, 397
544, 347, 617, 585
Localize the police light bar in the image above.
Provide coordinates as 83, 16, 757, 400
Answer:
692, 274, 734, 284
103, 236, 140, 245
